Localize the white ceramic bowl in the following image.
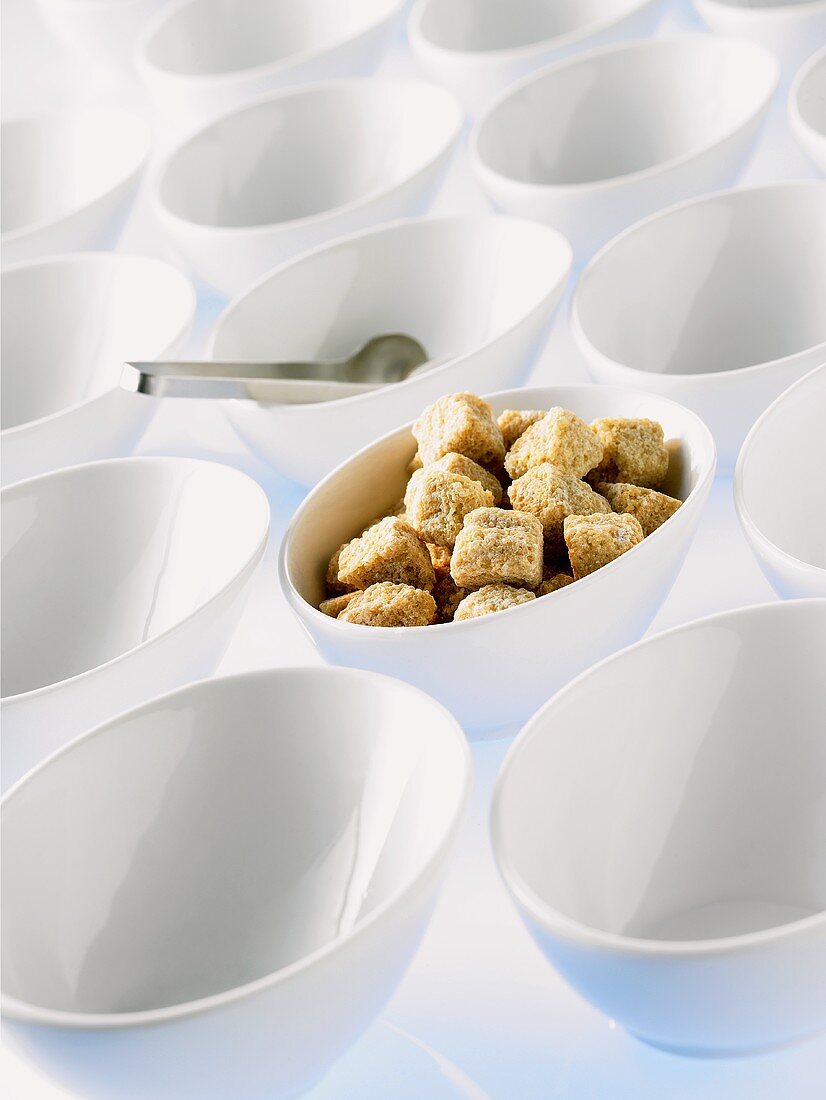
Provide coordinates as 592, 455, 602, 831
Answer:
693, 0, 826, 74
137, 0, 405, 130
471, 36, 779, 262
572, 180, 826, 470
279, 384, 716, 734
35, 0, 170, 66
492, 598, 826, 1057
210, 215, 573, 485
1, 253, 196, 486
1, 667, 471, 1100
1, 458, 270, 792
1, 109, 151, 267
152, 79, 463, 296
408, 0, 663, 117
735, 364, 826, 598
789, 45, 826, 172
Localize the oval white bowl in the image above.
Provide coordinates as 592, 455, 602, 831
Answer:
492, 598, 826, 1057
0, 457, 270, 792
408, 0, 663, 117
693, 0, 826, 74
34, 0, 171, 66
137, 0, 405, 130
210, 215, 573, 485
735, 363, 826, 598
279, 384, 716, 734
1, 253, 196, 486
789, 44, 826, 172
471, 36, 779, 262
1, 667, 471, 1100
571, 180, 826, 470
152, 79, 464, 296
1, 108, 151, 267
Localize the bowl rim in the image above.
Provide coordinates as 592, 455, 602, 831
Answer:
207, 212, 574, 411
0, 108, 151, 245
570, 179, 826, 382
469, 35, 779, 196
137, 0, 404, 84
0, 665, 472, 1029
151, 77, 464, 235
734, 362, 826, 579
0, 456, 270, 706
788, 42, 826, 146
407, 0, 660, 62
694, 0, 826, 18
0, 252, 196, 439
278, 382, 717, 635
491, 596, 826, 956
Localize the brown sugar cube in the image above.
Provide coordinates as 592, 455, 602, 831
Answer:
413, 392, 506, 467
319, 592, 359, 617
508, 463, 611, 552
428, 542, 452, 574
338, 582, 437, 627
564, 512, 644, 579
497, 409, 546, 450
408, 451, 424, 474
450, 507, 543, 589
432, 572, 468, 623
536, 572, 574, 596
404, 467, 495, 548
326, 544, 356, 595
432, 452, 504, 505
453, 584, 536, 621
591, 418, 669, 488
359, 496, 407, 534
504, 407, 603, 480
337, 516, 435, 592
596, 481, 682, 537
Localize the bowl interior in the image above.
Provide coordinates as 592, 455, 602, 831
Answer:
740, 366, 826, 569
211, 218, 568, 365
1, 670, 467, 1015
1, 256, 193, 430
418, 0, 643, 52
1, 460, 268, 698
575, 183, 826, 376
144, 0, 397, 77
158, 82, 458, 229
497, 601, 826, 942
796, 50, 826, 137
1, 111, 147, 237
475, 38, 775, 186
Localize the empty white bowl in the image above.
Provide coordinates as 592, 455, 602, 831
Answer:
35, 0, 171, 66
1, 458, 270, 792
1, 253, 196, 486
471, 36, 779, 261
408, 0, 663, 117
492, 598, 826, 1056
735, 364, 826, 598
152, 79, 463, 296
1, 667, 471, 1100
789, 45, 826, 172
572, 180, 826, 470
210, 215, 573, 485
138, 0, 405, 129
693, 0, 826, 74
279, 384, 715, 734
1, 109, 151, 267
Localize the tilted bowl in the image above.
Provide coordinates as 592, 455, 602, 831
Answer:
693, 0, 826, 74
789, 44, 826, 172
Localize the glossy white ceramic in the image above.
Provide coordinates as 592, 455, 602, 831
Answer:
735, 364, 826, 598
1, 253, 196, 486
137, 0, 405, 130
572, 180, 826, 471
492, 598, 826, 1057
470, 36, 779, 261
693, 0, 826, 74
152, 79, 463, 296
1, 108, 150, 267
34, 0, 169, 66
789, 45, 826, 172
407, 0, 663, 117
279, 384, 716, 734
210, 215, 573, 485
1, 667, 471, 1100
1, 458, 270, 792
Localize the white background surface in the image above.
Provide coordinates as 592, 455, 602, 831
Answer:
2, 0, 824, 1095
